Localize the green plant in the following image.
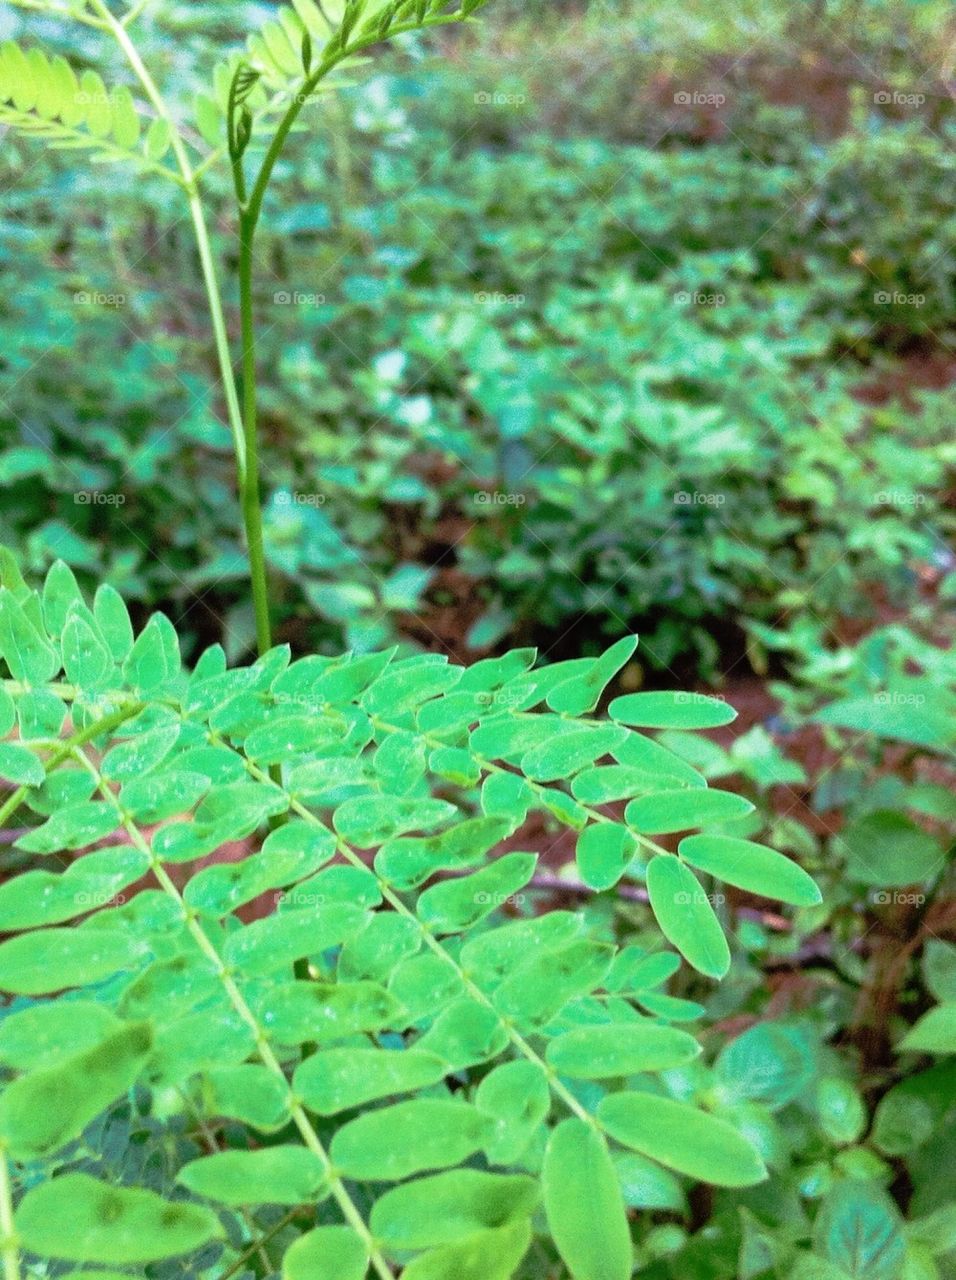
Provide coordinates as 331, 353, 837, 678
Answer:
0, 1, 830, 1274
2, 7, 952, 669
0, 556, 825, 1275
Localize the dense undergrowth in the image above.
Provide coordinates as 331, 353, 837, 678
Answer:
1, 0, 953, 667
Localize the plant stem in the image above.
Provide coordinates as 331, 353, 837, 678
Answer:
0, 1151, 19, 1280
238, 212, 273, 655
91, 0, 246, 483
0, 701, 143, 830
95, 0, 278, 653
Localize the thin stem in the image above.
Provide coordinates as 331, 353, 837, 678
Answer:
0, 701, 143, 830
74, 747, 395, 1280
0, 1151, 19, 1280
90, 1, 247, 474
243, 12, 468, 235
238, 213, 272, 655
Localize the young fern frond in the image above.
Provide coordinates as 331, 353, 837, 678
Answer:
0, 40, 178, 179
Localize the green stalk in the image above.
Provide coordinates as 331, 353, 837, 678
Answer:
238, 213, 273, 655
91, 0, 246, 482
96, 0, 276, 655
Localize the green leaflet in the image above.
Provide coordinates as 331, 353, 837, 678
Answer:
295, 1046, 447, 1114
184, 822, 336, 915
493, 938, 614, 1027
330, 1099, 491, 1180
546, 1022, 701, 1078
611, 731, 708, 787
101, 720, 180, 782
546, 636, 639, 715
257, 979, 403, 1044
0, 740, 44, 786
119, 769, 211, 823
813, 695, 955, 752
122, 613, 181, 693
606, 947, 681, 993
575, 822, 637, 890
0, 686, 14, 734
201, 1064, 292, 1132
469, 714, 577, 764
626, 788, 754, 834
543, 1119, 632, 1280
375, 816, 513, 889
0, 927, 142, 994
333, 794, 457, 848
282, 1226, 369, 1280
0, 587, 57, 683
520, 725, 629, 782
597, 1092, 768, 1187
0, 846, 148, 929
835, 810, 944, 888
370, 1170, 540, 1249
61, 612, 113, 689
571, 764, 666, 804
475, 1060, 550, 1162
816, 1077, 867, 1145
400, 1220, 532, 1280
244, 713, 349, 763
899, 1004, 956, 1054
415, 851, 537, 933
0, 1001, 122, 1070
178, 1146, 328, 1205
41, 560, 83, 637
645, 854, 730, 979
362, 656, 463, 714
223, 902, 366, 973
338, 914, 421, 981
678, 834, 822, 905
14, 1174, 221, 1263
15, 800, 119, 853
714, 1023, 815, 1109
416, 998, 509, 1070
285, 864, 382, 909
609, 690, 736, 729
0, 1022, 151, 1159
93, 584, 134, 661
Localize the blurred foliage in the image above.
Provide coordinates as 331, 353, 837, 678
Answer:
0, 0, 952, 672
